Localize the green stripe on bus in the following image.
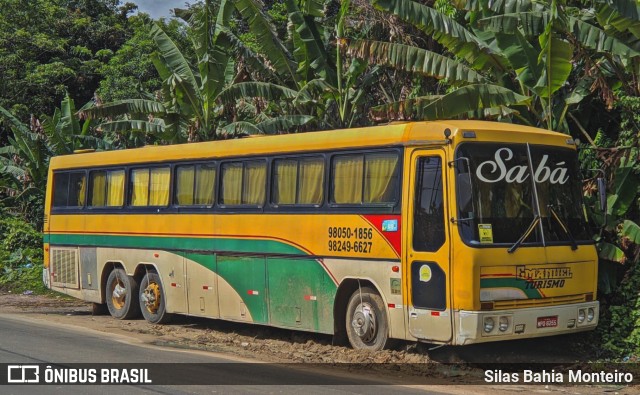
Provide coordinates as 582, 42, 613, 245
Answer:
48, 233, 336, 332
480, 278, 543, 299
182, 253, 336, 332
48, 233, 305, 255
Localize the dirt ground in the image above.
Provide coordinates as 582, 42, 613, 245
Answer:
0, 291, 636, 393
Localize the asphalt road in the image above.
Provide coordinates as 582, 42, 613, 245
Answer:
0, 314, 441, 394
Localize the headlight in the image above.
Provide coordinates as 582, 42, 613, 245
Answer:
578, 309, 586, 323
484, 317, 495, 333
499, 316, 509, 332
587, 308, 595, 322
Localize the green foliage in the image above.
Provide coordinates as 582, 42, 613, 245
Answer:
235, 0, 298, 84
0, 213, 45, 293
84, 0, 322, 141
0, 95, 104, 225
97, 15, 163, 102
350, 0, 640, 133
267, 1, 289, 38
370, 84, 529, 121
0, 0, 137, 130
597, 261, 640, 358
586, 156, 639, 288
585, 93, 640, 359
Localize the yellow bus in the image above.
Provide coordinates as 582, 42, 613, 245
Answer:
43, 120, 599, 350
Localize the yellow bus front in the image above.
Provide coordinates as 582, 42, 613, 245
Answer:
404, 124, 598, 345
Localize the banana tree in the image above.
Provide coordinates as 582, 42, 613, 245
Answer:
583, 155, 640, 294
594, 0, 640, 96
0, 95, 105, 224
232, 0, 383, 129
81, 0, 315, 142
347, 0, 640, 131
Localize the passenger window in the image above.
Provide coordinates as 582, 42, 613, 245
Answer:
52, 172, 86, 208
89, 169, 125, 207
298, 157, 324, 204
273, 157, 324, 205
53, 173, 70, 207
175, 164, 216, 206
243, 161, 266, 205
364, 152, 399, 203
331, 152, 398, 205
220, 160, 266, 206
130, 167, 170, 207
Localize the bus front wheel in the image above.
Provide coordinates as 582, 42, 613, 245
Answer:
139, 271, 172, 324
105, 268, 140, 319
346, 287, 390, 351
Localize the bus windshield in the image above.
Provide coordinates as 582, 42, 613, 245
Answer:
455, 143, 591, 246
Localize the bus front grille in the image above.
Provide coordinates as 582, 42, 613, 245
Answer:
493, 294, 587, 309
51, 248, 79, 289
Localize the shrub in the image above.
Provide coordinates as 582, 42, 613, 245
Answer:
0, 213, 45, 293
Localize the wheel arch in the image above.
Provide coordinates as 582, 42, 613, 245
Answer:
333, 278, 387, 339
133, 262, 160, 284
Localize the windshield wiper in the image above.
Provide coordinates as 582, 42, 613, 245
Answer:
508, 143, 547, 254
547, 204, 578, 251
507, 215, 541, 254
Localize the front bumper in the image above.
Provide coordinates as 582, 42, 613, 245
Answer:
454, 301, 599, 345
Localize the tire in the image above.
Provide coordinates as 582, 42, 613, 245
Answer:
139, 271, 172, 324
91, 302, 109, 316
105, 268, 140, 319
345, 287, 391, 351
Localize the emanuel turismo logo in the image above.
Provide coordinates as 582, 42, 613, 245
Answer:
7, 365, 40, 383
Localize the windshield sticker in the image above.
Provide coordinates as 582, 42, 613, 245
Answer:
478, 224, 494, 243
419, 265, 432, 282
476, 148, 569, 184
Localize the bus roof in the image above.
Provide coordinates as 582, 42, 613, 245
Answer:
50, 120, 572, 169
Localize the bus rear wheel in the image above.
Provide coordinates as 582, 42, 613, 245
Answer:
139, 271, 172, 324
106, 268, 140, 319
345, 287, 391, 351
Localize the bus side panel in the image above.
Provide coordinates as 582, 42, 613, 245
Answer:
183, 253, 220, 318
266, 257, 335, 333
217, 255, 268, 324
79, 247, 98, 291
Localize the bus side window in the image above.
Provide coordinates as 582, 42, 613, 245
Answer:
331, 151, 399, 205
89, 169, 125, 207
53, 172, 86, 208
175, 165, 195, 205
68, 173, 86, 207
221, 160, 266, 206
130, 167, 170, 207
273, 157, 324, 206
364, 152, 399, 204
53, 173, 71, 207
243, 161, 266, 205
413, 157, 445, 252
298, 157, 324, 205
175, 164, 216, 206
332, 154, 363, 204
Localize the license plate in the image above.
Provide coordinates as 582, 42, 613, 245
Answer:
537, 316, 558, 328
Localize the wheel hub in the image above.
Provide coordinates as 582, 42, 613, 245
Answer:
141, 283, 161, 313
111, 282, 126, 309
351, 303, 376, 343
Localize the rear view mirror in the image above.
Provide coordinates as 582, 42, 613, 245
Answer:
597, 177, 606, 214
457, 173, 472, 213
449, 157, 475, 223
585, 169, 607, 232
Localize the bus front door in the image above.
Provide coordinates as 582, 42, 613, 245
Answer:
405, 150, 452, 343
